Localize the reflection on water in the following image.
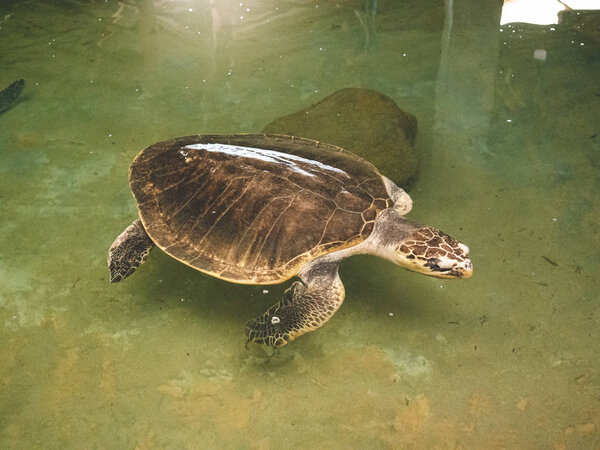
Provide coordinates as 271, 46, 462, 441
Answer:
1, 0, 599, 447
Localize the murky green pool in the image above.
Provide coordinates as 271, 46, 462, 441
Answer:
1, 1, 599, 448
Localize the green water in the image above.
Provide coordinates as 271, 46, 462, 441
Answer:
1, 1, 599, 448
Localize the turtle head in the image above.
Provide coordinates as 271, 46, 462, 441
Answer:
394, 222, 473, 279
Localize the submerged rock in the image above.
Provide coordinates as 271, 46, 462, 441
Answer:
263, 88, 418, 187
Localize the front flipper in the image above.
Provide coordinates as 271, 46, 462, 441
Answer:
245, 262, 345, 347
381, 175, 412, 216
108, 219, 155, 283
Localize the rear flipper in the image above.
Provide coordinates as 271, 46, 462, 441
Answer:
108, 219, 155, 283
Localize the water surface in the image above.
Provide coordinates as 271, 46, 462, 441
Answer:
1, 1, 599, 448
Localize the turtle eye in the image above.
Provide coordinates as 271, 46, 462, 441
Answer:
427, 258, 441, 270
427, 258, 453, 272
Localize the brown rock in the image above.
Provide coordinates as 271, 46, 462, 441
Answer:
262, 88, 418, 187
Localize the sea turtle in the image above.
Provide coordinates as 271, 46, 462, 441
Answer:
108, 134, 472, 347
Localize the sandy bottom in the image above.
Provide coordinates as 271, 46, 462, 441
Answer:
1, 1, 598, 448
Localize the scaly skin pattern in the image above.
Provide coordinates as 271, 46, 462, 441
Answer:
245, 278, 345, 347
396, 226, 472, 278
108, 220, 155, 283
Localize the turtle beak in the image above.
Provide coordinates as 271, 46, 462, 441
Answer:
461, 257, 474, 278
458, 242, 473, 278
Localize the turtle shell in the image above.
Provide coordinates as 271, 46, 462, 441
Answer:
129, 134, 392, 284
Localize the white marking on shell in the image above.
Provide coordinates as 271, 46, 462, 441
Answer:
271, 316, 280, 325
184, 143, 349, 178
